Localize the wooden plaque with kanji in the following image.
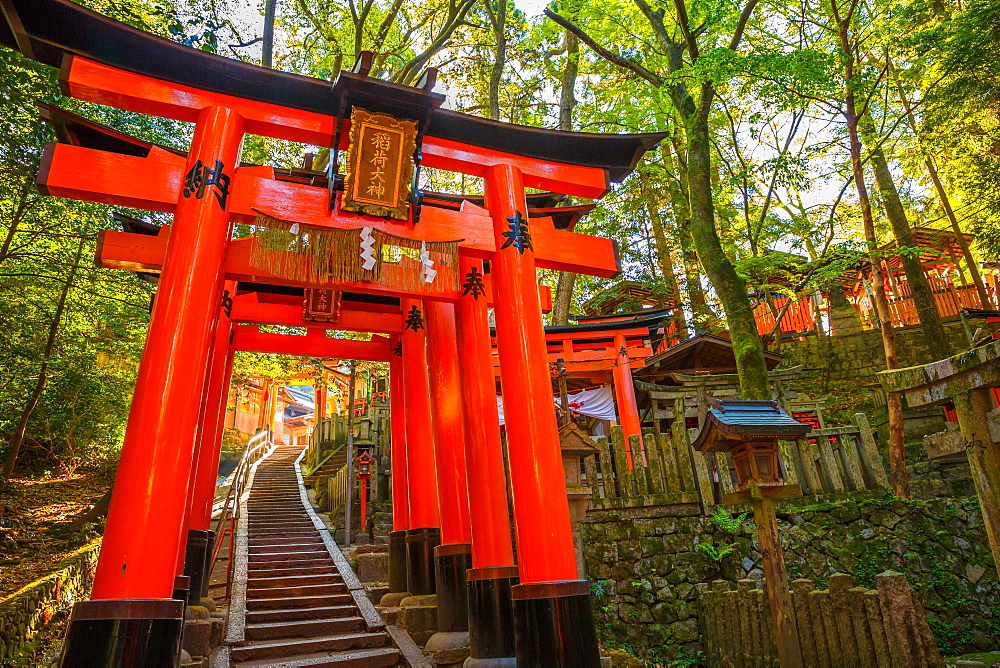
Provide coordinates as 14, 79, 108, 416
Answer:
341, 107, 417, 220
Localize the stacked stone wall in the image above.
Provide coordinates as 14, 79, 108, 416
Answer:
0, 538, 100, 662
776, 321, 969, 380
582, 495, 999, 662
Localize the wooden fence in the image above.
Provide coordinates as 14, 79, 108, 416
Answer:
585, 427, 702, 509
586, 412, 888, 510
779, 413, 890, 496
698, 572, 943, 667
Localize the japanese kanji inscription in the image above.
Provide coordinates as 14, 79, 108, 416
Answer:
341, 107, 418, 221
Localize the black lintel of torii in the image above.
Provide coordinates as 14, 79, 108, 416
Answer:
1, 0, 667, 183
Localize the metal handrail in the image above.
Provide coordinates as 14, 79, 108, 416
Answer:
209, 429, 274, 600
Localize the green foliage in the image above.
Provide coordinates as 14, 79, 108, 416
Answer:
710, 506, 750, 535
697, 541, 738, 562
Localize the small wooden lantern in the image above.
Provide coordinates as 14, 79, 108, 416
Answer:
692, 399, 809, 499
691, 399, 809, 668
354, 451, 376, 481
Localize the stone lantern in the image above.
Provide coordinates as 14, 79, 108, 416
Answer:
692, 399, 810, 668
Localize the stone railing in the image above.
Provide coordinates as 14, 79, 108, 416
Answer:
0, 538, 100, 662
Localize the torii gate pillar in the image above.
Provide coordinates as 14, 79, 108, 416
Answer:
425, 302, 473, 640
182, 279, 237, 606
455, 257, 520, 664
400, 299, 442, 595
384, 335, 411, 600
484, 164, 601, 666
60, 107, 245, 666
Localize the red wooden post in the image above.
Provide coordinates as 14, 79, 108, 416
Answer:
400, 298, 441, 595
180, 279, 236, 604
454, 256, 519, 661
92, 106, 244, 601
425, 301, 473, 635
386, 336, 410, 596
612, 332, 640, 467
483, 163, 600, 666
188, 279, 238, 533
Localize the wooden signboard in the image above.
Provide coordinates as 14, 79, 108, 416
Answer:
342, 107, 417, 220
304, 288, 340, 323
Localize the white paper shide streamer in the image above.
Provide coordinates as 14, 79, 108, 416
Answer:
360, 226, 377, 271
420, 241, 437, 284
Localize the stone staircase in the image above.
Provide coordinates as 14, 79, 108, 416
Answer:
229, 444, 401, 667
305, 445, 348, 488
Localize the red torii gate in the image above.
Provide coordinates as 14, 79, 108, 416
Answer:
492, 310, 669, 466
1, 1, 664, 665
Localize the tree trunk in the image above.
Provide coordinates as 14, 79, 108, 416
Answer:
685, 107, 771, 400
550, 30, 579, 325
644, 190, 688, 334
863, 129, 953, 360
833, 1, 908, 497
551, 271, 576, 325
262, 0, 278, 68
487, 0, 507, 121
890, 77, 994, 311
1, 237, 86, 489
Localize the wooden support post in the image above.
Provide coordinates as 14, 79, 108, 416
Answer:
400, 298, 441, 531
612, 334, 640, 467
749, 486, 803, 668
188, 280, 237, 532
388, 336, 409, 532
954, 388, 1000, 575
854, 413, 889, 488
92, 105, 245, 600
425, 301, 472, 547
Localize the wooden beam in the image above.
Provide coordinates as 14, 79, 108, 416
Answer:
233, 326, 391, 361
44, 143, 618, 277
231, 294, 404, 333
63, 57, 610, 198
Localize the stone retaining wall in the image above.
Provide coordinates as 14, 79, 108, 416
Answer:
581, 494, 999, 663
0, 538, 100, 662
776, 321, 969, 380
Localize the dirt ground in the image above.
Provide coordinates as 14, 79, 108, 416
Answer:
0, 471, 109, 598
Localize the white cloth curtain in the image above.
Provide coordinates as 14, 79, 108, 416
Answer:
497, 386, 618, 425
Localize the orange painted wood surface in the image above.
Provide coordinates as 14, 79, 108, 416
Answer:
231, 294, 404, 333
233, 326, 392, 360
63, 57, 609, 198
48, 143, 618, 277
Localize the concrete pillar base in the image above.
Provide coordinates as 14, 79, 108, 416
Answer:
512, 581, 600, 668
59, 599, 185, 667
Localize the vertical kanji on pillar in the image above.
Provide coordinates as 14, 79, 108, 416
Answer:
483, 164, 576, 584
91, 106, 245, 601
455, 256, 515, 570
400, 298, 441, 596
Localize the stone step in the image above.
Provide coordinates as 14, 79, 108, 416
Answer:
245, 605, 359, 624
229, 631, 390, 662
246, 594, 354, 611
231, 645, 400, 667
247, 582, 348, 599
248, 557, 334, 570
249, 534, 321, 545
249, 542, 328, 554
248, 573, 343, 589
244, 616, 365, 640
245, 564, 334, 578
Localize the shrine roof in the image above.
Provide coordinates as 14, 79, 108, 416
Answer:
490, 309, 668, 338
1, 0, 665, 182
639, 334, 784, 382
691, 399, 810, 452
